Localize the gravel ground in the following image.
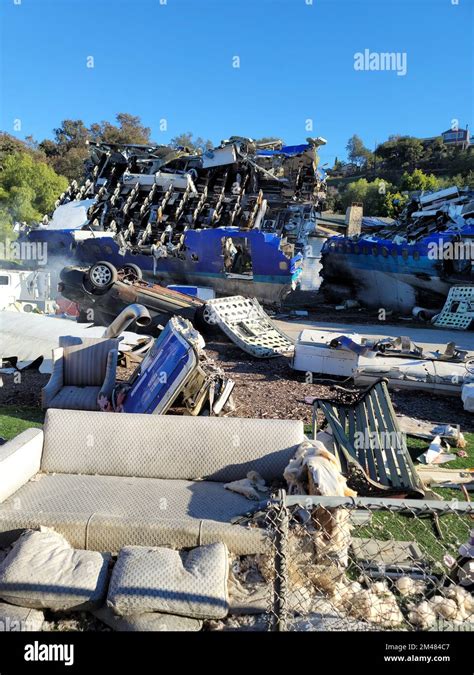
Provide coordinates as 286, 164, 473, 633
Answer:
1, 337, 473, 431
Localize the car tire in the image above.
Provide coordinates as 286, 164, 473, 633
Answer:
119, 263, 143, 281
87, 261, 118, 293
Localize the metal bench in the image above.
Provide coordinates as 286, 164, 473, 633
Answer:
312, 379, 425, 498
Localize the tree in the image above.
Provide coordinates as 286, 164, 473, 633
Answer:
39, 119, 90, 182
0, 152, 68, 226
346, 134, 373, 168
169, 132, 213, 152
376, 136, 424, 171
0, 132, 45, 163
90, 113, 152, 146
400, 169, 439, 192
384, 191, 409, 218
339, 177, 393, 216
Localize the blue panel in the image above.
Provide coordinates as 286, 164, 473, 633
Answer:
122, 324, 194, 413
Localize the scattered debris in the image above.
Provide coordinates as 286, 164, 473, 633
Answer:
416, 466, 474, 490
320, 186, 474, 313
417, 435, 456, 465
351, 538, 427, 576
224, 472, 269, 500
59, 262, 205, 332
23, 137, 328, 305
396, 415, 466, 447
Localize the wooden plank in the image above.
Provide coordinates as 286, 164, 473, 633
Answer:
366, 393, 389, 485
372, 385, 401, 487
356, 401, 378, 481
375, 383, 412, 488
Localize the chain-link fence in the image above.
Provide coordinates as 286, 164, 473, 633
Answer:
264, 493, 474, 632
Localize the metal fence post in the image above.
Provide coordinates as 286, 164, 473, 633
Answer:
272, 488, 289, 632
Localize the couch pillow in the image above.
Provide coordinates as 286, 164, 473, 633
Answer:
0, 528, 110, 611
94, 605, 202, 632
0, 602, 44, 631
107, 542, 229, 619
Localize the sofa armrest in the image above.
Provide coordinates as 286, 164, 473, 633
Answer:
98, 348, 118, 406
0, 428, 44, 503
42, 348, 64, 409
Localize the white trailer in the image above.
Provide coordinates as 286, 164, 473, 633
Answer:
0, 269, 54, 313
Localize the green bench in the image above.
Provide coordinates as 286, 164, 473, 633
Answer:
312, 379, 425, 498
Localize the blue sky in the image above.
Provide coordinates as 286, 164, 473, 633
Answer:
0, 0, 472, 167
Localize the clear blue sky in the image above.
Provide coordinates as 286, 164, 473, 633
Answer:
0, 0, 472, 167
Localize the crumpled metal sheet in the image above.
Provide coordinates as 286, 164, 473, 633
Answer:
203, 296, 294, 358
0, 311, 150, 373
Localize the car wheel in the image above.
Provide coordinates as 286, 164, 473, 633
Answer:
88, 261, 118, 292
119, 263, 143, 281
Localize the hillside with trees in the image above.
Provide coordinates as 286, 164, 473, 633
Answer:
327, 132, 474, 216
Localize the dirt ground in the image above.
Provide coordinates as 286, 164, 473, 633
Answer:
2, 336, 473, 432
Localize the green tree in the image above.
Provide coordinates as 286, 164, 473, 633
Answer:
339, 177, 393, 216
384, 191, 409, 218
90, 113, 152, 146
346, 134, 373, 168
39, 119, 90, 182
0, 152, 68, 225
400, 169, 439, 192
376, 136, 424, 171
169, 132, 213, 152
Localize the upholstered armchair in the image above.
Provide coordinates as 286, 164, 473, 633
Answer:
42, 337, 119, 411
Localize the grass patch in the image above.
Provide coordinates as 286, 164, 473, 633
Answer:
0, 406, 44, 440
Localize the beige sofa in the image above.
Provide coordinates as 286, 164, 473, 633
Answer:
0, 410, 304, 554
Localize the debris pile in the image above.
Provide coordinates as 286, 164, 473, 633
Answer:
320, 186, 474, 312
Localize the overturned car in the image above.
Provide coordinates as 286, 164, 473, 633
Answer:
59, 261, 205, 332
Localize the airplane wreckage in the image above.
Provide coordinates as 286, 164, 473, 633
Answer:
320, 186, 474, 313
22, 136, 328, 305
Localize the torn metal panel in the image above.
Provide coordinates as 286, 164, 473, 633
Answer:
433, 285, 474, 330
0, 310, 152, 373
204, 296, 294, 358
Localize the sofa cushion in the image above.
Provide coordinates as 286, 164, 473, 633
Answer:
48, 386, 100, 411
0, 528, 110, 610
0, 474, 269, 554
107, 543, 229, 619
41, 409, 304, 482
93, 605, 202, 632
0, 601, 44, 631
59, 337, 117, 387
